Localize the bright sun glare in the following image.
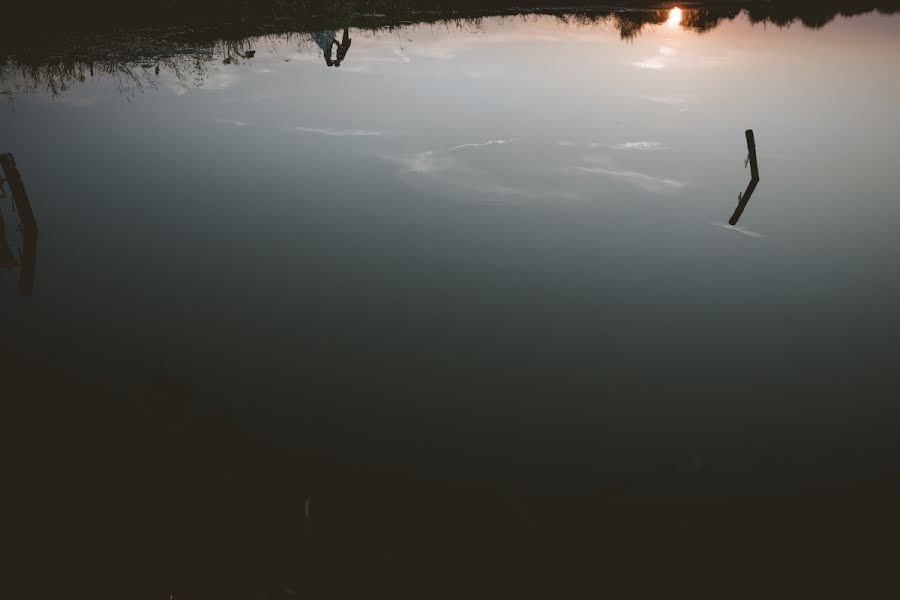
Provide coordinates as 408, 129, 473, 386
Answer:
667, 7, 683, 28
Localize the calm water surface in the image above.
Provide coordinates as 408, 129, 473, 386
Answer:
3, 11, 900, 495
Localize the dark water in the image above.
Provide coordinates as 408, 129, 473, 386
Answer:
3, 10, 900, 500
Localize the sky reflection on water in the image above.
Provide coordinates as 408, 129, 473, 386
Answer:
2, 11, 900, 492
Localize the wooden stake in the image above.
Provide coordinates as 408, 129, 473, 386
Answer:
0, 204, 19, 269
0, 153, 38, 295
729, 129, 760, 226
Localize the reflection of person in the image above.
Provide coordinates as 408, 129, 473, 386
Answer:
310, 28, 352, 68
310, 31, 338, 67
335, 28, 352, 66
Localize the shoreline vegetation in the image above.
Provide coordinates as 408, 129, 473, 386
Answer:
8, 1, 900, 45
6, 0, 900, 31
2, 1, 898, 97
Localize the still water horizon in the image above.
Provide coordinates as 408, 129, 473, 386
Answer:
3, 10, 900, 496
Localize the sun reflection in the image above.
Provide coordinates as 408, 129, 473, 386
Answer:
667, 7, 683, 28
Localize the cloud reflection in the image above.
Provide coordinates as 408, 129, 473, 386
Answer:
386, 138, 518, 174
577, 166, 686, 193
446, 139, 517, 153
380, 138, 579, 203
364, 49, 411, 63
611, 141, 666, 151
641, 93, 693, 104
293, 126, 404, 137
633, 58, 666, 70
213, 118, 248, 127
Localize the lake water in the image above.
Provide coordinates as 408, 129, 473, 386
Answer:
3, 9, 900, 498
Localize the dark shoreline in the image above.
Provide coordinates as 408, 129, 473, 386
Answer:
3, 0, 898, 98
5, 1, 900, 42
8, 340, 900, 597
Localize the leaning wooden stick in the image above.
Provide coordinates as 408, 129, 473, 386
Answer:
0, 153, 38, 295
729, 129, 760, 226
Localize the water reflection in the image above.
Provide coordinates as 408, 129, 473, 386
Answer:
309, 27, 346, 67
3, 9, 900, 594
223, 46, 256, 65
314, 27, 352, 67
1, 2, 896, 98
336, 28, 352, 66
0, 153, 38, 296
667, 7, 684, 28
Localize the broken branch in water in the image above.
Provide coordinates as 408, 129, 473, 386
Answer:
729, 129, 760, 226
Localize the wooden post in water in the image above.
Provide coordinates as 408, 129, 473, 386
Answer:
729, 129, 760, 226
0, 153, 38, 295
0, 204, 19, 269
